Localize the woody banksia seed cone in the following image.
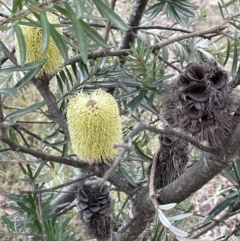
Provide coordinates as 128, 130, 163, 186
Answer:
148, 135, 189, 189
164, 60, 239, 147
15, 13, 63, 77
76, 181, 111, 240
67, 89, 122, 163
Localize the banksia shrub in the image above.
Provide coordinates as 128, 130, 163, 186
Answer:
67, 89, 122, 163
15, 13, 63, 77
164, 60, 238, 147
76, 181, 111, 240
148, 135, 189, 189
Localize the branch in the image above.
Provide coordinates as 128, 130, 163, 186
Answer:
20, 173, 93, 195
125, 122, 220, 156
0, 128, 136, 196
118, 0, 149, 50
31, 78, 70, 139
158, 120, 240, 204
112, 187, 155, 241
144, 125, 220, 156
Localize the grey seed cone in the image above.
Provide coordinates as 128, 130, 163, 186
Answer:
76, 181, 111, 240
163, 60, 239, 147
148, 135, 189, 189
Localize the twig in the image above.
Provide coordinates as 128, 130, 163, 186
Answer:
104, 0, 116, 41
16, 120, 53, 124
118, 83, 159, 115
225, 224, 240, 240
57, 203, 76, 216
0, 94, 7, 139
124, 122, 220, 156
0, 148, 11, 152
149, 149, 160, 210
118, 0, 149, 50
144, 125, 220, 156
118, 212, 142, 233
31, 78, 70, 139
12, 123, 63, 154
86, 138, 132, 185
158, 56, 181, 73
0, 41, 17, 65
20, 173, 93, 194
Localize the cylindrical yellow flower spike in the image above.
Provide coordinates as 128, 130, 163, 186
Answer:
67, 89, 122, 163
15, 13, 63, 77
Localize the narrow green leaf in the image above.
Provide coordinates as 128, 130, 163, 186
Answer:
0, 87, 17, 98
1, 216, 15, 231
205, 196, 238, 222
74, 0, 85, 19
62, 140, 68, 158
133, 141, 152, 161
1, 58, 46, 72
64, 2, 88, 63
1, 58, 45, 99
171, 2, 195, 17
13, 24, 26, 65
64, 66, 74, 86
56, 74, 64, 95
33, 162, 45, 180
118, 165, 137, 187
46, 138, 69, 147
81, 20, 109, 48
5, 100, 46, 119
231, 40, 238, 75
14, 58, 47, 90
92, 0, 129, 31
54, 5, 68, 17
8, 128, 26, 160
40, 12, 50, 53
49, 24, 68, 62
149, 74, 174, 88
218, 2, 224, 19
177, 1, 198, 10
127, 89, 148, 110
117, 89, 140, 98
12, 0, 22, 13
145, 2, 165, 21
223, 38, 230, 66
16, 202, 34, 214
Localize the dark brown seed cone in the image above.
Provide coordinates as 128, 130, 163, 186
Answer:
76, 181, 111, 240
148, 135, 189, 189
163, 60, 239, 147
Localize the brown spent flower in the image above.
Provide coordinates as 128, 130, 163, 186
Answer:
163, 60, 239, 147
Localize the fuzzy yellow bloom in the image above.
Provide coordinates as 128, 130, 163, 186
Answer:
15, 13, 63, 77
67, 89, 122, 163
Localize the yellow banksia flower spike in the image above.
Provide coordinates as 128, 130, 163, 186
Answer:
67, 89, 122, 163
15, 13, 63, 77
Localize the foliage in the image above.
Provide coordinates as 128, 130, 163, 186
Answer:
0, 0, 240, 240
